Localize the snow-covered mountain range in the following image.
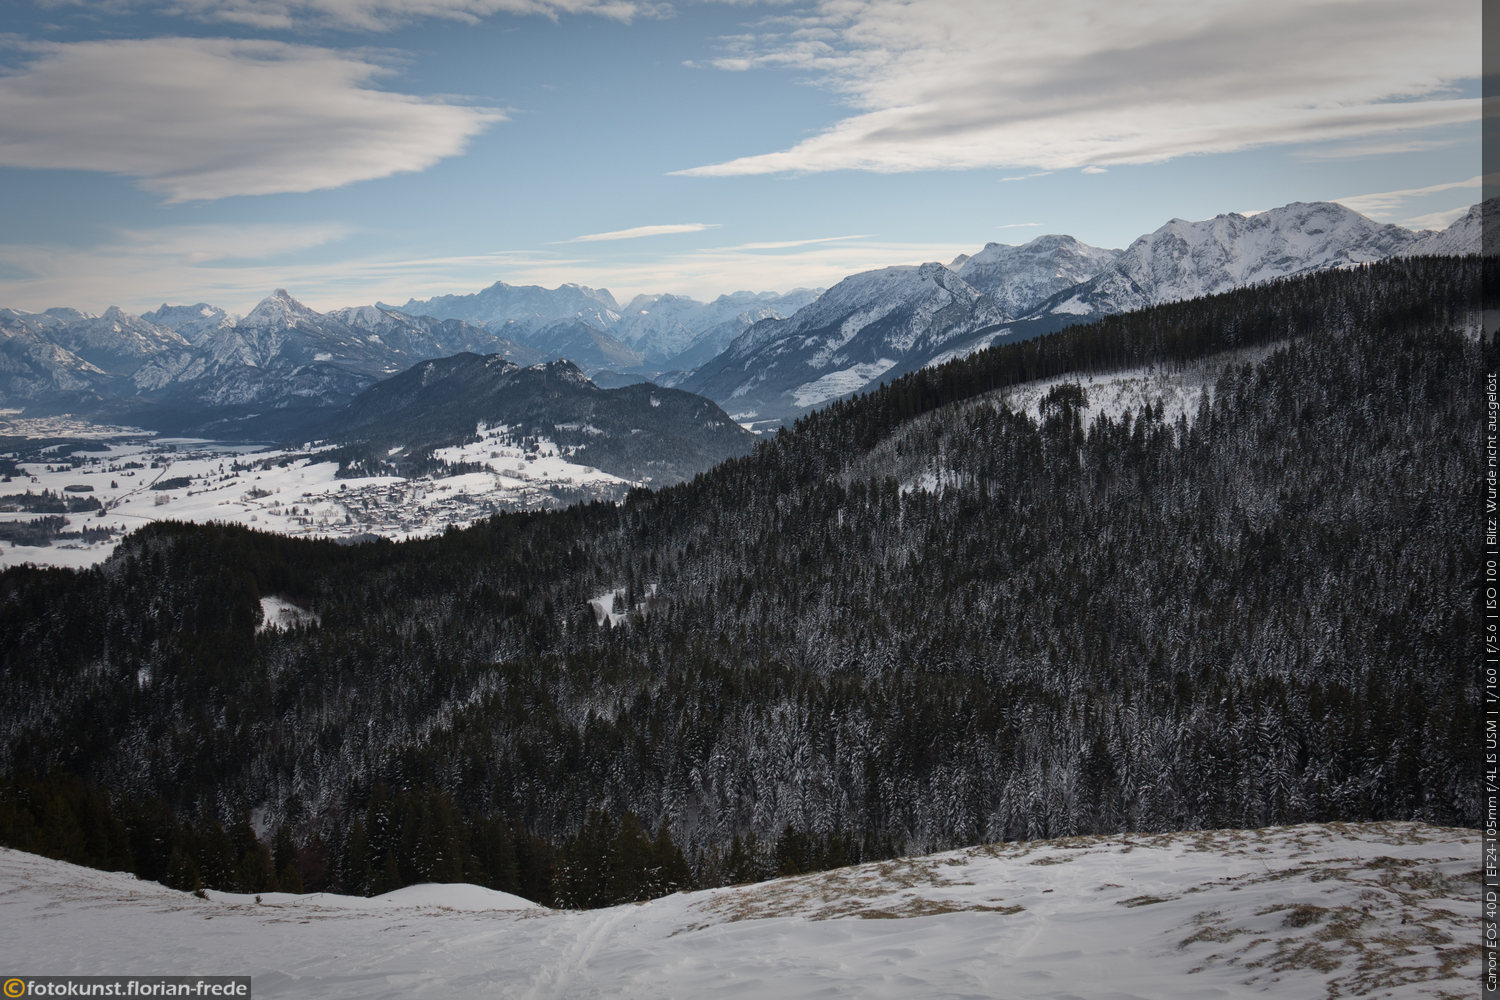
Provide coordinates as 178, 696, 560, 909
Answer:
1025, 201, 1451, 321
688, 200, 1483, 423
0, 199, 1482, 434
395, 281, 820, 370
0, 291, 544, 435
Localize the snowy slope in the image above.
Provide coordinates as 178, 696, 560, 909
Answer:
0, 822, 1475, 999
141, 303, 236, 345
1401, 198, 1491, 257
29, 307, 194, 376
0, 312, 118, 400
954, 234, 1121, 316
686, 263, 1005, 422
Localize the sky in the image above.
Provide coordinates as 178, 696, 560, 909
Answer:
0, 0, 1483, 315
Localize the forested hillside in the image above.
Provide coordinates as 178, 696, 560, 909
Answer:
0, 256, 1485, 907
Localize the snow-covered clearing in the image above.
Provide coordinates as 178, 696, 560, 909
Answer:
256, 596, 318, 633
1001, 343, 1283, 428
0, 822, 1475, 999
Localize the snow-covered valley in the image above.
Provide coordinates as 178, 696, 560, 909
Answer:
0, 415, 631, 571
0, 822, 1475, 999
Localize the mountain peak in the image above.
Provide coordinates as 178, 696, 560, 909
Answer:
245, 289, 316, 323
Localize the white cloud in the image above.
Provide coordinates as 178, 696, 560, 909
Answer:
0, 37, 504, 201
556, 223, 721, 243
995, 223, 1040, 230
1332, 174, 1484, 218
676, 0, 1480, 177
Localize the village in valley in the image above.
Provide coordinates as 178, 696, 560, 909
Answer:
0, 413, 633, 570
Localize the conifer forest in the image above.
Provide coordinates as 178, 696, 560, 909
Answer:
0, 256, 1486, 907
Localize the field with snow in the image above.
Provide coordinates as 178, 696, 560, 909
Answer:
0, 822, 1476, 999
0, 416, 632, 571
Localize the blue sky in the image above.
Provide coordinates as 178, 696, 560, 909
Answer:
0, 0, 1482, 314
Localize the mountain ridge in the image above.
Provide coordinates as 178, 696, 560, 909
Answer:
0, 199, 1482, 434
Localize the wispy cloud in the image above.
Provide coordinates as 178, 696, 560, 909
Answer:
995, 223, 1040, 230
0, 222, 359, 313
554, 223, 721, 243
76, 0, 663, 31
707, 234, 872, 252
488, 240, 975, 301
676, 0, 1479, 177
1399, 206, 1473, 231
1333, 175, 1484, 218
0, 227, 969, 314
0, 37, 503, 201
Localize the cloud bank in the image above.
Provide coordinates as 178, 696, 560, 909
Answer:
0, 37, 504, 201
677, 0, 1479, 176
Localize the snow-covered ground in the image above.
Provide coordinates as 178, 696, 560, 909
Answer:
256, 596, 318, 633
0, 822, 1476, 999
0, 416, 632, 571
1000, 360, 1227, 428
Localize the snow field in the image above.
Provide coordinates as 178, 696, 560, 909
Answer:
0, 822, 1476, 1000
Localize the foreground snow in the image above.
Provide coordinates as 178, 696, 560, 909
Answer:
0, 822, 1475, 999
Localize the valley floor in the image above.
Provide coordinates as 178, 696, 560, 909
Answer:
0, 822, 1477, 999
0, 416, 630, 572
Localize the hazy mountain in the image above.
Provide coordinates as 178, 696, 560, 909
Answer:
508, 318, 644, 373
396, 281, 621, 334
323, 304, 543, 367
613, 290, 823, 366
